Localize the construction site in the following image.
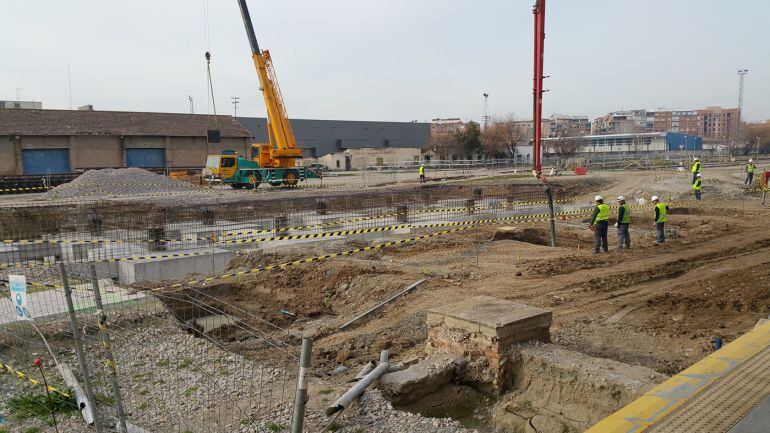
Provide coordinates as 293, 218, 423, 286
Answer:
2, 1, 770, 433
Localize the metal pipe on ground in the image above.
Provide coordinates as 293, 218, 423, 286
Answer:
339, 280, 426, 330
326, 350, 390, 416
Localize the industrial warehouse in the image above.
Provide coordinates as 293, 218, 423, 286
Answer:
0, 108, 428, 175
1, 1, 769, 433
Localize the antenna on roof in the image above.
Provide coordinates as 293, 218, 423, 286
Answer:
67, 64, 73, 110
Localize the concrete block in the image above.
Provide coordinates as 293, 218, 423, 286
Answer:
378, 355, 466, 406
118, 248, 233, 284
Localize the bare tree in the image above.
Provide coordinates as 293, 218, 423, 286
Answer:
481, 115, 530, 158
549, 132, 583, 157
428, 130, 461, 160
740, 121, 770, 155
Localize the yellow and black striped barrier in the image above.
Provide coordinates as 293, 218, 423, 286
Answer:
0, 197, 584, 245
0, 361, 71, 398
0, 186, 50, 193
169, 210, 596, 288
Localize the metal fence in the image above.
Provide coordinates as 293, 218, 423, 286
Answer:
0, 181, 580, 432
1, 261, 303, 433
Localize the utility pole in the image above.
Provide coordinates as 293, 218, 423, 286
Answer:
15, 88, 22, 100
231, 96, 240, 118
188, 95, 194, 114
736, 69, 748, 152
482, 93, 490, 130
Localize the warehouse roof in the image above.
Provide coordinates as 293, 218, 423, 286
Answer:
0, 109, 252, 137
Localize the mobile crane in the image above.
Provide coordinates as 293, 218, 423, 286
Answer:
206, 0, 321, 188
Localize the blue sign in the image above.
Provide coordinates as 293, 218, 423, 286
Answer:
9, 275, 31, 320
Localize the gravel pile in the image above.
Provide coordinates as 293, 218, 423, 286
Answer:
47, 168, 195, 199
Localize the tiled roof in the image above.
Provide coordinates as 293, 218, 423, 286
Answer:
0, 109, 252, 137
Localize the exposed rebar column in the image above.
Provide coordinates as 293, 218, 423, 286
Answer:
290, 337, 313, 433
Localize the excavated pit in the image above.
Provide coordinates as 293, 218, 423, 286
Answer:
380, 295, 667, 432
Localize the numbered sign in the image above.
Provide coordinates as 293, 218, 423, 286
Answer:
9, 275, 32, 321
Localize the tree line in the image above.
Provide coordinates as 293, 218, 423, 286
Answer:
428, 115, 531, 160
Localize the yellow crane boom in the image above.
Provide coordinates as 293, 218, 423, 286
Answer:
237, 0, 302, 168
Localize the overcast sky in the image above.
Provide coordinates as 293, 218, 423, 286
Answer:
4, 0, 769, 123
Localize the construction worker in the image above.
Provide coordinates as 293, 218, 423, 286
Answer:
652, 196, 669, 244
745, 159, 756, 186
691, 157, 701, 184
419, 163, 426, 183
616, 195, 631, 250
590, 195, 610, 254
693, 173, 702, 201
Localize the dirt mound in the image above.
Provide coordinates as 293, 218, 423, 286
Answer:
47, 167, 195, 199
491, 227, 549, 245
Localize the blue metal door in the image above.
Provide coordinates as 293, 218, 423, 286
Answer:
22, 149, 71, 175
126, 148, 166, 168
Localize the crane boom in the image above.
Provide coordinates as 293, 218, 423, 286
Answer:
237, 0, 301, 168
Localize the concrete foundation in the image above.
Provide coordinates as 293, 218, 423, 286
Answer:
426, 295, 552, 394
117, 248, 233, 284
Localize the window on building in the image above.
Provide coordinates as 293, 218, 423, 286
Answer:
336, 160, 340, 168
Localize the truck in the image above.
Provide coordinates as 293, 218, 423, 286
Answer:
206, 0, 320, 188
204, 151, 321, 188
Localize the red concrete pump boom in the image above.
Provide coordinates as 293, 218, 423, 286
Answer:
532, 0, 546, 178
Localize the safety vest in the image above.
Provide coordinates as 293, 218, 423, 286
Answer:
619, 203, 631, 224
594, 203, 610, 224
747, 163, 755, 173
691, 161, 701, 173
692, 178, 702, 191
419, 166, 425, 175
655, 202, 668, 223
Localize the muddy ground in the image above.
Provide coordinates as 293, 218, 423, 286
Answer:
184, 167, 770, 430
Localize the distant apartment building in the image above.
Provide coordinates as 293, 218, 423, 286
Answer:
430, 118, 466, 135
542, 114, 591, 138
592, 110, 650, 135
0, 100, 43, 109
594, 106, 740, 145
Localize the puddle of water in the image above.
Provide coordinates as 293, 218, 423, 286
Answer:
399, 384, 496, 431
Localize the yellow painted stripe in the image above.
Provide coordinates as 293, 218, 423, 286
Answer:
585, 320, 770, 433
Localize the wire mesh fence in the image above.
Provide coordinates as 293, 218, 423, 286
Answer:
1, 261, 302, 433
0, 180, 585, 432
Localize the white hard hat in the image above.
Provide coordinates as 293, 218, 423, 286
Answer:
696, 173, 701, 177
651, 195, 660, 201
693, 157, 699, 161
749, 159, 753, 163
594, 195, 603, 201
617, 195, 625, 201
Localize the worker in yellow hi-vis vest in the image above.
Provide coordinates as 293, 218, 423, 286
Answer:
745, 159, 756, 186
691, 157, 701, 184
419, 163, 426, 183
616, 195, 631, 250
590, 195, 610, 254
652, 195, 669, 244
693, 173, 702, 201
